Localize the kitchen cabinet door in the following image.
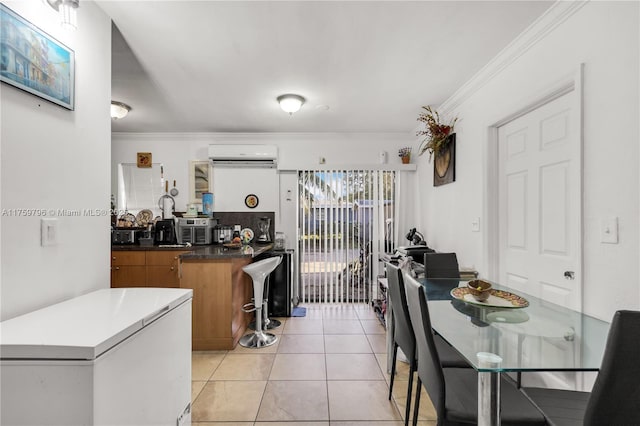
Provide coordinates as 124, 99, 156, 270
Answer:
111, 266, 146, 287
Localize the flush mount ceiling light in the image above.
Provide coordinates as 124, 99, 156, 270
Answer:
111, 101, 131, 120
277, 94, 305, 115
46, 0, 79, 30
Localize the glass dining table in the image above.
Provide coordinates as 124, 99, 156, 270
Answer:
388, 275, 611, 426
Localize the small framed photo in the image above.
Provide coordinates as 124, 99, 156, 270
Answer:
137, 152, 152, 168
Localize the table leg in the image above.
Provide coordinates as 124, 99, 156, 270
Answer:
477, 352, 503, 426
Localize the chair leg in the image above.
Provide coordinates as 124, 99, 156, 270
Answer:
412, 377, 421, 426
404, 361, 415, 426
389, 342, 398, 400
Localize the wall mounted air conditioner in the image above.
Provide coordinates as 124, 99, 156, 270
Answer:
208, 144, 278, 168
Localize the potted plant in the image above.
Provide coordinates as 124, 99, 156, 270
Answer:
398, 147, 412, 164
416, 106, 458, 161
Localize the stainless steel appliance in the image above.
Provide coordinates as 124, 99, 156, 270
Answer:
112, 228, 142, 245
177, 218, 216, 245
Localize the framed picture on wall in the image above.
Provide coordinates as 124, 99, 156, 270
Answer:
189, 160, 213, 204
0, 4, 75, 110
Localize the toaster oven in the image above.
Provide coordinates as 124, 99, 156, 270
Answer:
112, 228, 141, 245
176, 218, 215, 245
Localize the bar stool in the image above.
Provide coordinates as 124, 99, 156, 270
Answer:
239, 256, 282, 348
249, 264, 282, 331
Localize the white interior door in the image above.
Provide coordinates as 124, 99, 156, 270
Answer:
498, 91, 582, 311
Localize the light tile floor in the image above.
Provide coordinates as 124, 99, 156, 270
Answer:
191, 303, 437, 426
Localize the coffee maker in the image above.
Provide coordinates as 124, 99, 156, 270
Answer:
154, 219, 177, 245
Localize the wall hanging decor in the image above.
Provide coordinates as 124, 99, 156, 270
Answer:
416, 105, 458, 186
137, 152, 152, 168
433, 133, 456, 186
244, 194, 259, 209
0, 4, 75, 110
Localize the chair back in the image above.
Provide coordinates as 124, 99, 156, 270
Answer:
423, 252, 460, 279
403, 271, 446, 418
584, 310, 640, 426
386, 262, 415, 362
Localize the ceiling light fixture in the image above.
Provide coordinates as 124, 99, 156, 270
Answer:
277, 94, 305, 115
111, 101, 131, 120
46, 0, 79, 30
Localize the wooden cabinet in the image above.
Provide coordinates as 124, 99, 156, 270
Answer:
146, 251, 184, 288
111, 251, 146, 287
110, 250, 188, 288
180, 257, 253, 350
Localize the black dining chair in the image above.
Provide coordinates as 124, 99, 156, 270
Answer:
386, 263, 470, 425
423, 252, 460, 278
522, 310, 640, 426
402, 271, 546, 426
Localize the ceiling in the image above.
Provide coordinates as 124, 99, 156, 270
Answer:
100, 1, 553, 134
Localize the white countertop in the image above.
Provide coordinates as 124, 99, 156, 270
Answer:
0, 288, 193, 361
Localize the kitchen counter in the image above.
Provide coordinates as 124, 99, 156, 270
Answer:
112, 243, 273, 259
179, 243, 273, 259
111, 242, 275, 350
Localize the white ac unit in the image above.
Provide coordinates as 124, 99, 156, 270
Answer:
208, 144, 278, 168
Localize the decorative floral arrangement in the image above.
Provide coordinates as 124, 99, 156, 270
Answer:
416, 106, 458, 161
398, 147, 412, 158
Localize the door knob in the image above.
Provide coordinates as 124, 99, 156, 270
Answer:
564, 271, 575, 280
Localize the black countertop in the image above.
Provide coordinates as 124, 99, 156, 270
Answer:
111, 243, 273, 259
180, 243, 273, 260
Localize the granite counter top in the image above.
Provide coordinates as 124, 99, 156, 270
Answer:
180, 243, 273, 260
112, 243, 273, 259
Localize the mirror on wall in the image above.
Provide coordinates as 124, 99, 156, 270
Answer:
117, 163, 164, 215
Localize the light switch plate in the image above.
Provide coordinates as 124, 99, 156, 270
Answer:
600, 217, 618, 244
471, 217, 480, 232
41, 218, 58, 246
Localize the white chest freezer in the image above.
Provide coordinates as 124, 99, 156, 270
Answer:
0, 287, 193, 426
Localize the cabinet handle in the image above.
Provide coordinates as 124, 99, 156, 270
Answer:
174, 256, 178, 260
112, 256, 116, 260
114, 266, 120, 271
170, 266, 175, 271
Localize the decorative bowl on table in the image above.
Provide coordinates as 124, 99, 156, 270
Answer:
467, 279, 492, 302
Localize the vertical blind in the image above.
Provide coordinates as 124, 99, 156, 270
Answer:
298, 169, 398, 304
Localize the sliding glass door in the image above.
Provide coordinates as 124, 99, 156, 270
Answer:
298, 170, 398, 304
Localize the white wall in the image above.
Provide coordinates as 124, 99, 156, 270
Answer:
416, 1, 640, 321
111, 132, 417, 248
0, 1, 112, 320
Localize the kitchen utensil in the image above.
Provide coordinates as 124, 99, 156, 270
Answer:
170, 180, 179, 196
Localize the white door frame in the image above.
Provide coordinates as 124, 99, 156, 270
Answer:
485, 64, 585, 308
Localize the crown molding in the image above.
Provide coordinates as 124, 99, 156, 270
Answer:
111, 131, 413, 142
438, 0, 589, 115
